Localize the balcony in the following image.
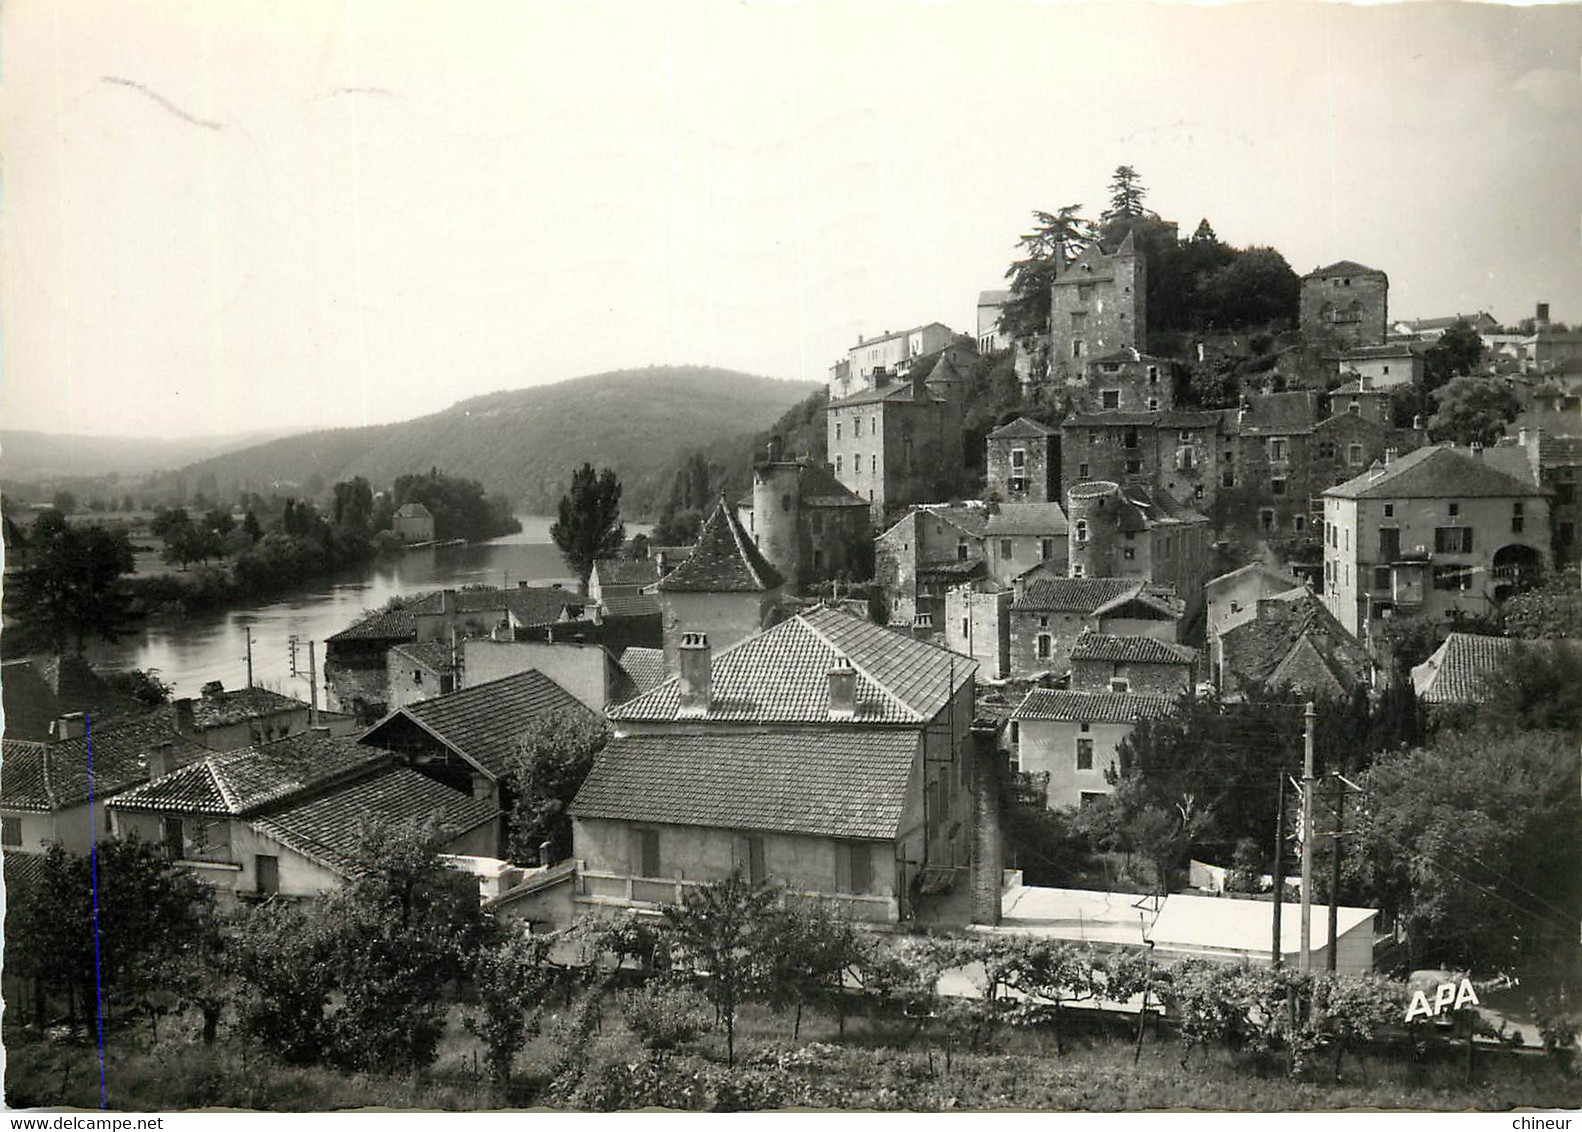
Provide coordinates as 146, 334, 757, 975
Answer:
575, 867, 899, 924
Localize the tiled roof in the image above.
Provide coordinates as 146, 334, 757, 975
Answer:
1, 655, 144, 742
1011, 689, 1177, 724
1, 717, 208, 813
3, 850, 49, 894
328, 586, 590, 644
571, 729, 920, 841
328, 605, 420, 644
365, 669, 592, 780
249, 764, 497, 878
389, 642, 456, 674
1205, 562, 1303, 594
1236, 392, 1319, 436
1412, 633, 1516, 705
616, 647, 667, 698
1092, 587, 1184, 620
1305, 260, 1383, 278
1325, 445, 1547, 499
1116, 482, 1210, 527
655, 500, 784, 593
1088, 347, 1171, 366
916, 559, 985, 581
986, 503, 1069, 537
106, 733, 386, 816
184, 687, 307, 730
1065, 410, 1223, 429
828, 378, 941, 408
1013, 577, 1144, 613
1220, 591, 1368, 698
794, 461, 869, 508
609, 605, 976, 726
1539, 436, 1582, 464
593, 557, 661, 587
394, 502, 432, 518
1070, 631, 1197, 666
987, 416, 1058, 440
1399, 313, 1494, 332
919, 504, 990, 540
1340, 344, 1419, 360
600, 591, 662, 619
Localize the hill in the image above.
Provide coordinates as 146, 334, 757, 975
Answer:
163, 367, 818, 519
0, 428, 301, 481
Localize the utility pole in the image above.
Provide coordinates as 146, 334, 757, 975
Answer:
1272, 770, 1287, 968
1299, 700, 1317, 975
307, 640, 319, 727
244, 627, 254, 689
1327, 773, 1345, 973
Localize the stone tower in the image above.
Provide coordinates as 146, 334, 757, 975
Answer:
1049, 231, 1147, 385
1066, 480, 1123, 577
751, 436, 804, 592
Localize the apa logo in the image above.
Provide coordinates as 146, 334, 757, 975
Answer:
1404, 977, 1480, 1022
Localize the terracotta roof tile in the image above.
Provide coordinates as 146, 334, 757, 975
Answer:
1, 716, 208, 812
656, 500, 784, 593
1013, 578, 1144, 613
1012, 689, 1178, 724
987, 416, 1058, 440
1070, 631, 1197, 666
571, 729, 919, 840
1412, 633, 1517, 704
600, 591, 662, 619
986, 503, 1069, 537
593, 557, 661, 587
1326, 445, 1547, 500
389, 642, 457, 674
615, 647, 666, 698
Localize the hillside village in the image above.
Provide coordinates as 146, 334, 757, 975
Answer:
4, 169, 1581, 1109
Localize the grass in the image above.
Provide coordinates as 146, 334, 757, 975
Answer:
6, 994, 1580, 1113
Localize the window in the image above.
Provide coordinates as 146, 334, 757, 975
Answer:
840, 842, 874, 895
1147, 398, 1159, 411
1079, 791, 1106, 811
1148, 365, 1160, 385
633, 828, 662, 878
961, 617, 970, 638
256, 854, 279, 895
853, 452, 861, 474
1222, 470, 1235, 488
1, 816, 20, 847
1079, 462, 1091, 479
1077, 283, 1095, 302
1125, 459, 1143, 475
1011, 448, 1026, 470
957, 540, 969, 561
813, 548, 824, 568
1448, 502, 1460, 518
1000, 539, 1013, 558
870, 454, 877, 473
1071, 311, 1088, 330
1124, 428, 1139, 449
835, 455, 843, 474
1434, 565, 1474, 592
1294, 515, 1306, 532
1041, 538, 1055, 559
781, 493, 792, 512
163, 817, 185, 861
1076, 738, 1094, 770
1010, 475, 1027, 493
1260, 509, 1275, 532
1434, 526, 1474, 554
1556, 483, 1576, 505
1512, 502, 1525, 534
1072, 563, 1085, 577
854, 418, 862, 437
1072, 339, 1084, 359
1384, 503, 1394, 518
1102, 390, 1120, 409
1379, 527, 1400, 560
1009, 721, 1020, 746
835, 422, 842, 441
1075, 520, 1088, 543
1270, 438, 1288, 461
1110, 677, 1130, 693
746, 836, 766, 885
1036, 634, 1052, 660
1272, 478, 1287, 496
1123, 547, 1136, 561
1038, 616, 1049, 628
1373, 566, 1391, 591
1318, 441, 1336, 460
1348, 443, 1364, 467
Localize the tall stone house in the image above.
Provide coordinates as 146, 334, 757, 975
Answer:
1299, 260, 1389, 348
490, 606, 991, 930
1009, 688, 1177, 811
1068, 348, 1177, 414
827, 322, 960, 401
392, 501, 436, 543
737, 438, 872, 594
1065, 480, 1212, 622
1006, 576, 1184, 681
1320, 445, 1550, 637
1068, 630, 1198, 696
1062, 409, 1226, 513
1048, 232, 1146, 385
985, 416, 1059, 504
875, 504, 989, 633
649, 498, 786, 672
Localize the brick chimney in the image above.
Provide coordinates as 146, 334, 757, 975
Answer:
146, 740, 175, 782
1384, 447, 1398, 466
968, 721, 1004, 926
174, 697, 196, 736
678, 632, 712, 716
827, 658, 857, 720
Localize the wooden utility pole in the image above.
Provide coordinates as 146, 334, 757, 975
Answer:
1299, 701, 1317, 975
1327, 774, 1346, 973
1271, 771, 1287, 968
244, 627, 254, 689
307, 640, 319, 727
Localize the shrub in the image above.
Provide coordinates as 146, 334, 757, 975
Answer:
622, 981, 713, 1053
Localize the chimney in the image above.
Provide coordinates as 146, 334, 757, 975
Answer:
827, 658, 857, 720
655, 550, 670, 576
1537, 301, 1550, 325
678, 632, 712, 715
968, 721, 1004, 927
518, 579, 529, 588
768, 435, 785, 463
174, 697, 196, 736
53, 712, 86, 741
911, 612, 934, 640
441, 588, 457, 615
1518, 427, 1529, 447
1470, 442, 1484, 458
146, 740, 174, 782
1013, 575, 1027, 602
539, 839, 557, 868
1384, 447, 1398, 466
1412, 414, 1425, 431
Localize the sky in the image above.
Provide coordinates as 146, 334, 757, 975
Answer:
2, 0, 1579, 440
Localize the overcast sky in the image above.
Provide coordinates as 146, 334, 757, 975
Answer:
3, 0, 1579, 440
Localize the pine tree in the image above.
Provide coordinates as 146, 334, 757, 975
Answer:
1104, 164, 1148, 220
550, 463, 625, 590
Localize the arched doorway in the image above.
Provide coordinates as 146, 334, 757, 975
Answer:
1491, 543, 1543, 601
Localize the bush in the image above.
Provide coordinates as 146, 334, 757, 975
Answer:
622, 981, 713, 1053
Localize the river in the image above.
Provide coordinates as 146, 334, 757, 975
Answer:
86, 515, 650, 708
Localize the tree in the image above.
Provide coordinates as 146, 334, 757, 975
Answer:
1422, 321, 1485, 393
1428, 375, 1520, 447
465, 931, 560, 1082
762, 900, 866, 1039
1104, 164, 1148, 221
506, 707, 610, 864
1193, 247, 1301, 328
660, 873, 783, 1066
626, 533, 652, 560
1000, 205, 1096, 341
1502, 578, 1582, 640
550, 463, 625, 590
331, 477, 374, 532
1347, 729, 1581, 971
1479, 640, 1582, 738
52, 489, 77, 514
230, 897, 338, 1064
11, 514, 137, 652
104, 667, 173, 707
